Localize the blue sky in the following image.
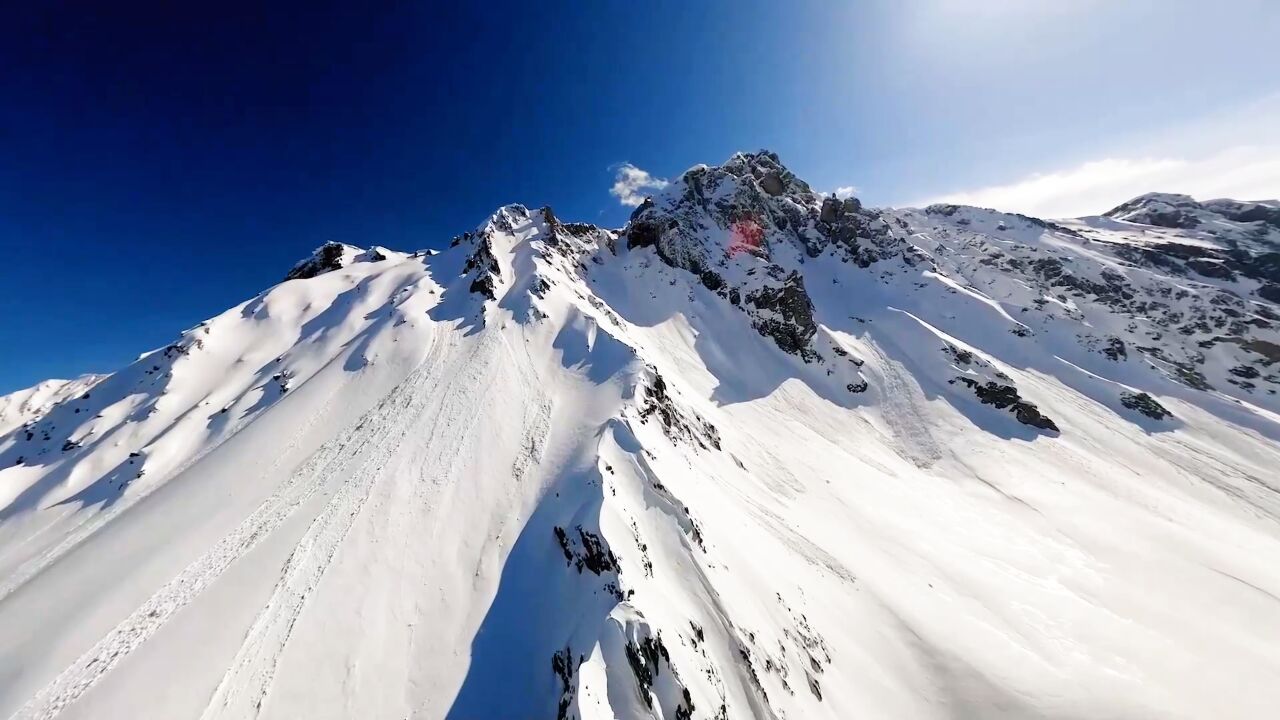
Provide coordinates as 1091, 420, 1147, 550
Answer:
2, 1, 1279, 393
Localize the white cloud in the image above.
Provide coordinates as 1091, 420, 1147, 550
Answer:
833, 186, 859, 199
610, 163, 669, 207
923, 145, 1280, 218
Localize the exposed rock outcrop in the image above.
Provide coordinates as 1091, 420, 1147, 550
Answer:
1120, 391, 1173, 420
285, 242, 349, 280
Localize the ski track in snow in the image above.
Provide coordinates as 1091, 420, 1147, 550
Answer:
198, 332, 502, 719
400, 331, 554, 719
200, 327, 556, 720
8, 335, 453, 720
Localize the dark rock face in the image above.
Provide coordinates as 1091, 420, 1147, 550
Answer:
1230, 364, 1261, 379
285, 242, 346, 280
624, 634, 669, 706
1237, 338, 1280, 363
460, 233, 501, 300
1028, 256, 1134, 304
1139, 206, 1198, 229
954, 377, 1059, 431
745, 272, 820, 362
553, 525, 620, 575
1246, 253, 1280, 285
1103, 337, 1128, 361
468, 273, 495, 299
1120, 391, 1173, 420
618, 151, 900, 361
551, 647, 579, 720
622, 632, 692, 717
820, 197, 841, 224
640, 371, 721, 451
1185, 258, 1235, 280
943, 344, 975, 366
1107, 239, 1280, 287
1204, 199, 1280, 229
1103, 195, 1280, 294
1136, 345, 1214, 390
626, 217, 666, 255
760, 172, 785, 196
1105, 194, 1202, 229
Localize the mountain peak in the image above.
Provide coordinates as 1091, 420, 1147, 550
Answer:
3, 151, 1280, 720
283, 241, 362, 280
691, 149, 815, 200
481, 203, 533, 234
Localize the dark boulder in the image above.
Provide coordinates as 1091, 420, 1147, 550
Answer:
759, 172, 785, 196
1120, 391, 1173, 420
1013, 403, 1059, 431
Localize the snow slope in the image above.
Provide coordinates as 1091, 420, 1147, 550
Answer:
0, 376, 105, 438
1, 153, 1279, 719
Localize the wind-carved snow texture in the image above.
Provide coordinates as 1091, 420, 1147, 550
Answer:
2, 152, 1280, 720
15, 332, 460, 720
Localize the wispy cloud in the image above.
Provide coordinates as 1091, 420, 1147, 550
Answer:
833, 186, 858, 199
922, 145, 1280, 218
910, 92, 1280, 218
610, 163, 668, 207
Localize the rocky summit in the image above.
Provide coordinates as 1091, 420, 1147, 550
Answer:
1, 152, 1279, 720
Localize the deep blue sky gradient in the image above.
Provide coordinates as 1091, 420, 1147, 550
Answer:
3, 1, 1279, 392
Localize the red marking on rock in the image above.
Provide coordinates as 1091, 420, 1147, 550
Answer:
728, 217, 764, 257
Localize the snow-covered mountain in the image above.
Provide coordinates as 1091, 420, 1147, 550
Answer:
2, 151, 1279, 720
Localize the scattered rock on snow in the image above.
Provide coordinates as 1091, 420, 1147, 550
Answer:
1120, 391, 1173, 420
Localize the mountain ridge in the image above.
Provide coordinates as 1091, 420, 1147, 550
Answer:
1, 151, 1278, 720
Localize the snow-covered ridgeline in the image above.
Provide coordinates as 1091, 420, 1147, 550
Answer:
0, 153, 1278, 719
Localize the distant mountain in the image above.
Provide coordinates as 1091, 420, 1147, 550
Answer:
2, 152, 1278, 720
